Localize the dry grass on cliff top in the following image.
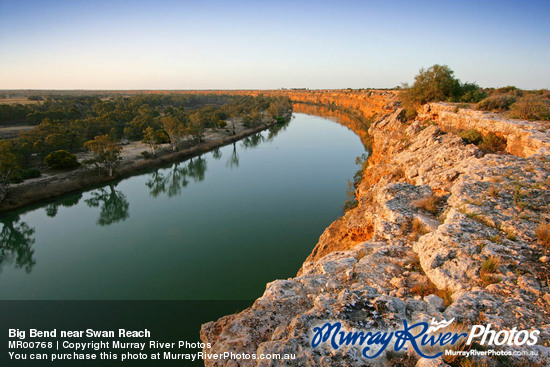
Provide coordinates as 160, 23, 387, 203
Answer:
537, 222, 550, 252
476, 88, 550, 121
480, 256, 502, 286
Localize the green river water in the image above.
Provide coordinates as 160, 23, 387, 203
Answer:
0, 112, 365, 301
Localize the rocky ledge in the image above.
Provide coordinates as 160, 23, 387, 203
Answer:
201, 98, 550, 366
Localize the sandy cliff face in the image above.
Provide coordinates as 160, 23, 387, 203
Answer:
201, 92, 550, 366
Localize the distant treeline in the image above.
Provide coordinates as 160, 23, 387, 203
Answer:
0, 94, 264, 126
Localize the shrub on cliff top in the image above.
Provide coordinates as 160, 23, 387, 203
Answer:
537, 222, 550, 252
401, 65, 486, 120
490, 85, 523, 97
403, 64, 462, 105
460, 82, 488, 103
476, 94, 517, 112
508, 95, 550, 121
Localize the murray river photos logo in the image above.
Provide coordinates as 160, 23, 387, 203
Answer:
311, 318, 540, 359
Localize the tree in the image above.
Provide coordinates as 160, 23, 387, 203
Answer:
0, 141, 19, 203
161, 115, 187, 151
84, 134, 122, 177
267, 97, 292, 118
142, 126, 163, 156
460, 82, 487, 103
124, 104, 160, 140
224, 105, 241, 135
403, 64, 462, 105
242, 109, 263, 128
188, 113, 205, 143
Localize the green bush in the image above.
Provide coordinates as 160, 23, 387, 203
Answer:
458, 129, 483, 145
460, 83, 487, 103
21, 168, 41, 179
9, 171, 24, 183
458, 129, 506, 153
9, 168, 41, 183
479, 133, 507, 153
508, 95, 550, 121
403, 64, 462, 105
400, 65, 486, 121
44, 150, 80, 169
476, 94, 516, 111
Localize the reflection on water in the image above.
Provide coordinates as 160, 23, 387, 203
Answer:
45, 193, 82, 217
187, 156, 207, 182
0, 121, 293, 278
147, 164, 189, 198
0, 215, 36, 274
226, 143, 239, 169
293, 103, 370, 148
85, 184, 130, 226
212, 147, 222, 160
0, 115, 365, 299
240, 133, 265, 149
265, 120, 290, 142
146, 156, 208, 198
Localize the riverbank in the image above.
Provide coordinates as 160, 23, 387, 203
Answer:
200, 93, 550, 366
0, 115, 290, 213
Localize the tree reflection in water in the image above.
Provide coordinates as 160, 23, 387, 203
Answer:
187, 156, 207, 182
85, 184, 129, 226
0, 214, 36, 273
265, 120, 290, 142
226, 143, 239, 169
240, 133, 264, 149
45, 193, 83, 217
212, 148, 222, 160
146, 156, 207, 197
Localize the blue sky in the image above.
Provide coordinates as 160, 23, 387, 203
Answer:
1, 0, 549, 89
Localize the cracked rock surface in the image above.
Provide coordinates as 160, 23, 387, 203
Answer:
201, 97, 550, 366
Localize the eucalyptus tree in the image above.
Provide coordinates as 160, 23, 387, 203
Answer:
161, 114, 187, 151
84, 134, 122, 177
0, 141, 19, 203
142, 126, 164, 156
188, 113, 205, 143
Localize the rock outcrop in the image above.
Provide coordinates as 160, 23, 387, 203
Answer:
418, 103, 550, 157
201, 93, 550, 366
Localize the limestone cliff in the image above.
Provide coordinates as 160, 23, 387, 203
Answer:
201, 92, 550, 366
